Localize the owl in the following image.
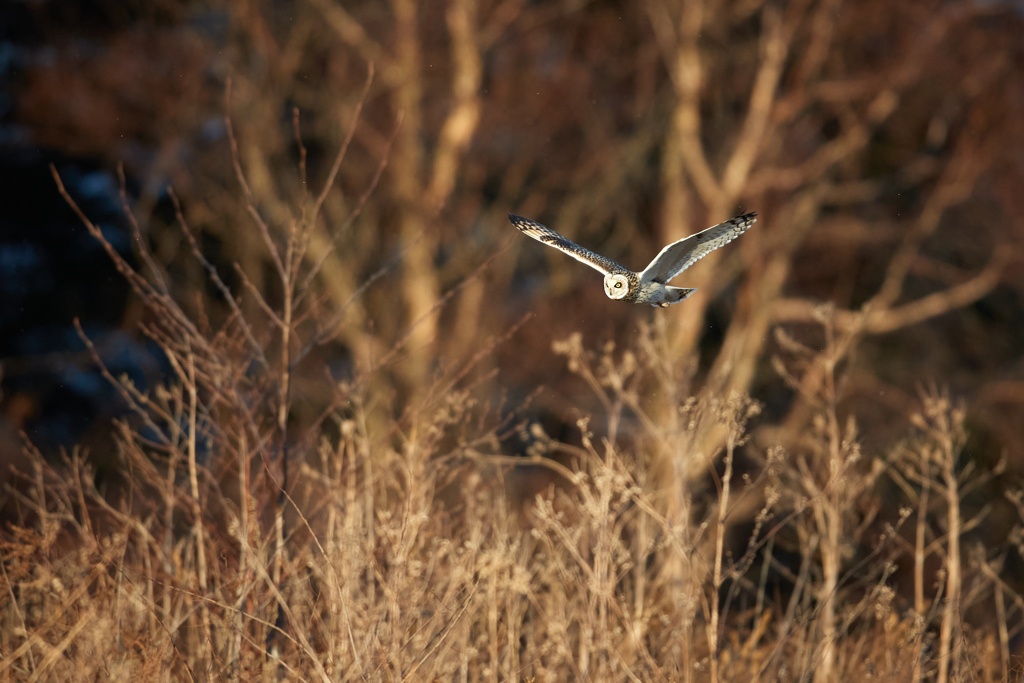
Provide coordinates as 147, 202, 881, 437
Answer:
508, 212, 757, 307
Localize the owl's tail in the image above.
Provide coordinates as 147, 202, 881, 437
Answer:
659, 287, 698, 307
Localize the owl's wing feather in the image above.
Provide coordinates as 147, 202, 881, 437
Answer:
639, 212, 757, 284
509, 214, 626, 276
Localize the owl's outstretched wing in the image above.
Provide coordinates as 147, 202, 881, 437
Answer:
509, 214, 627, 276
639, 212, 757, 284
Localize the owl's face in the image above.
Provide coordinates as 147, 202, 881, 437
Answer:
604, 273, 631, 300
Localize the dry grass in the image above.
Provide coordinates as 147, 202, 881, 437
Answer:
2, 313, 1020, 681
3, 82, 1024, 683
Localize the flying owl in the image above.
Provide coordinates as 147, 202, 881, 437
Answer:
508, 212, 757, 307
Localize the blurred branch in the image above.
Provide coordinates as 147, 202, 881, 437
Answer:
168, 187, 270, 371
425, 0, 482, 211
772, 252, 1008, 334
298, 73, 396, 300
479, 0, 527, 49
51, 166, 211, 358
870, 139, 993, 313
224, 79, 287, 282
117, 163, 169, 296
719, 5, 790, 201
748, 125, 870, 194
309, 63, 375, 233
668, 0, 720, 207
304, 0, 388, 78
790, 0, 842, 88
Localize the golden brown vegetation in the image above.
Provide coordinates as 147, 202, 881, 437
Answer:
2, 0, 1024, 681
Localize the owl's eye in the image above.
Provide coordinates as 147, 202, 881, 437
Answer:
614, 282, 622, 288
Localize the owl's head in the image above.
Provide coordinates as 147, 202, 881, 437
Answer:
603, 273, 631, 300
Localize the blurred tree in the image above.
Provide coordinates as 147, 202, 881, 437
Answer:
6, 0, 1024, 470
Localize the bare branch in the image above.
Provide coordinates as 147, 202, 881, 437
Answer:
304, 0, 386, 75
297, 111, 402, 299
167, 187, 270, 370
117, 163, 169, 295
771, 253, 1007, 334
669, 0, 720, 206
424, 0, 482, 211
224, 78, 287, 282
719, 5, 790, 200
310, 62, 375, 225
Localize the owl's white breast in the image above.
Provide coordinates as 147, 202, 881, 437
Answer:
635, 281, 668, 304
